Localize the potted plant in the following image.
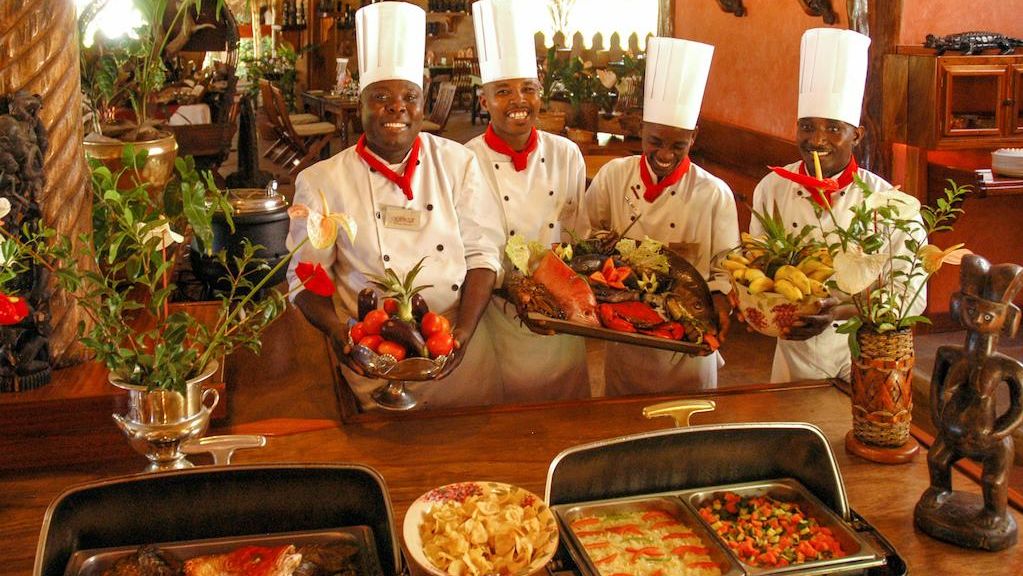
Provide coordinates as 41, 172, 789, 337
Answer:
78, 0, 215, 191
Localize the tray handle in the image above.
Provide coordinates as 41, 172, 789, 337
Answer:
642, 399, 716, 427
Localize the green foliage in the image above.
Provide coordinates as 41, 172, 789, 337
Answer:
239, 37, 309, 111
0, 150, 293, 393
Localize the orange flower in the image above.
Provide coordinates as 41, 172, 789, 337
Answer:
919, 243, 971, 274
289, 189, 357, 249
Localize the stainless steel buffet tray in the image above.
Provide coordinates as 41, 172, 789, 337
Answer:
64, 526, 383, 576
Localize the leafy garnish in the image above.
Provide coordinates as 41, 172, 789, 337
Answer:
615, 236, 669, 275
505, 236, 547, 275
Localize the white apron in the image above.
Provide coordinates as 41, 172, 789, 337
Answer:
466, 131, 590, 401
585, 156, 739, 394
751, 162, 927, 382
287, 133, 506, 408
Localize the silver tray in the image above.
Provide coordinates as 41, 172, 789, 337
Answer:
64, 526, 384, 576
680, 479, 886, 576
553, 494, 743, 576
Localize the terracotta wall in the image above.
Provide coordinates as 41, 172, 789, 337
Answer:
673, 1, 850, 141
899, 0, 1023, 45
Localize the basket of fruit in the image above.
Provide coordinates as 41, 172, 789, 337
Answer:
344, 259, 454, 408
721, 212, 835, 338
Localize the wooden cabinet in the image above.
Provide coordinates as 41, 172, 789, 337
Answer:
426, 11, 467, 39
900, 52, 1023, 149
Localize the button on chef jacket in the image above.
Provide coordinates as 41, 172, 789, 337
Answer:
585, 156, 739, 394
751, 162, 927, 383
466, 130, 591, 402
286, 132, 506, 409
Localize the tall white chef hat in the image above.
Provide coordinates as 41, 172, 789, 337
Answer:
643, 37, 714, 130
797, 28, 871, 127
472, 0, 540, 84
356, 2, 426, 90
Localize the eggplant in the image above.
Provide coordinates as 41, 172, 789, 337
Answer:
569, 253, 606, 275
357, 288, 377, 320
410, 293, 429, 321
380, 318, 429, 358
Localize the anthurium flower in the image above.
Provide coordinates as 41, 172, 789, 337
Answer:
597, 69, 618, 90
0, 293, 29, 325
920, 243, 971, 273
140, 221, 184, 250
832, 246, 887, 295
289, 189, 357, 250
0, 197, 10, 221
295, 262, 334, 296
864, 186, 921, 220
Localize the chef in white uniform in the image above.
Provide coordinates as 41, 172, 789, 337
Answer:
464, 0, 590, 402
586, 37, 738, 395
751, 28, 925, 382
286, 1, 506, 410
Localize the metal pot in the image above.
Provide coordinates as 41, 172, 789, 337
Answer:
190, 183, 290, 297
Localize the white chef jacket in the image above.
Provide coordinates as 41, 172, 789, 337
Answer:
751, 162, 927, 383
585, 156, 739, 395
286, 133, 506, 410
465, 130, 591, 402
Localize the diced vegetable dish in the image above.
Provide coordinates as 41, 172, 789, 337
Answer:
697, 492, 847, 568
569, 508, 722, 576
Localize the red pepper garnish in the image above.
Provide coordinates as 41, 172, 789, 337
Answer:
589, 258, 632, 289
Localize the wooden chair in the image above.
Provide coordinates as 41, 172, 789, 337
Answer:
450, 57, 478, 111
269, 84, 338, 175
259, 79, 323, 167
422, 81, 456, 135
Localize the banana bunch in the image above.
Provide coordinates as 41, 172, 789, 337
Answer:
722, 240, 835, 303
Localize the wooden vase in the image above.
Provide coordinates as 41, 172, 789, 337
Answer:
845, 327, 921, 463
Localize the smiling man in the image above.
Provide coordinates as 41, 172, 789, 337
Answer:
286, 1, 505, 410
585, 37, 738, 395
464, 0, 590, 402
750, 28, 925, 382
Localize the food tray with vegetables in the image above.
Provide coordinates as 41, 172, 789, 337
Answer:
64, 526, 383, 576
681, 479, 885, 575
554, 495, 743, 576
504, 233, 719, 356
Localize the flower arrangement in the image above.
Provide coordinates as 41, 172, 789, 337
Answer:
0, 150, 350, 393
809, 174, 970, 356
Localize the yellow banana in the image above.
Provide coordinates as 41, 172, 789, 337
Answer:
743, 268, 767, 283
798, 257, 825, 274
726, 252, 750, 265
721, 259, 748, 272
774, 265, 799, 282
809, 278, 828, 298
787, 268, 812, 295
746, 248, 766, 260
809, 267, 835, 283
731, 268, 747, 280
774, 278, 804, 302
747, 277, 775, 295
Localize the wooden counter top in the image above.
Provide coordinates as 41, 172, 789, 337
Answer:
1, 381, 1019, 575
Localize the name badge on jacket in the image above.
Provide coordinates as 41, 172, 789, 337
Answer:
383, 205, 422, 230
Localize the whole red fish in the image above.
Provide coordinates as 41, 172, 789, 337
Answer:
531, 251, 600, 327
183, 545, 302, 576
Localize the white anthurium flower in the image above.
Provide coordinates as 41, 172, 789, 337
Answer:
140, 221, 184, 251
0, 197, 10, 221
597, 69, 617, 90
832, 246, 888, 295
920, 243, 972, 274
288, 189, 357, 250
864, 186, 921, 220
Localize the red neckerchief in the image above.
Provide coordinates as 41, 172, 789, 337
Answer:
355, 134, 421, 200
639, 155, 691, 203
768, 156, 859, 208
483, 125, 538, 172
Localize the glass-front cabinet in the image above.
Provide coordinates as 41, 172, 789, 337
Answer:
1013, 64, 1023, 136
940, 64, 1005, 137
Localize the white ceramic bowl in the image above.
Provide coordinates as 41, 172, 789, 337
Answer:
403, 481, 559, 576
992, 148, 1023, 177
733, 280, 823, 338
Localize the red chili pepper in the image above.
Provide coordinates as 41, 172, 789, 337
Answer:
661, 531, 696, 540
571, 517, 601, 529
687, 561, 720, 570
607, 524, 644, 536
642, 510, 674, 522
672, 545, 710, 555
592, 553, 618, 565
574, 530, 604, 538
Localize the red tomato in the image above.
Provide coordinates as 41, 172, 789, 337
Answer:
420, 312, 451, 337
362, 309, 389, 335
358, 334, 384, 352
426, 332, 455, 358
382, 298, 399, 316
376, 340, 407, 361
348, 322, 366, 343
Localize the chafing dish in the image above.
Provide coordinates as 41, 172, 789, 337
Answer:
545, 423, 907, 576
35, 464, 403, 576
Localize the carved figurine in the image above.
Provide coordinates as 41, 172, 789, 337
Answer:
0, 91, 52, 392
914, 254, 1023, 551
924, 31, 1023, 55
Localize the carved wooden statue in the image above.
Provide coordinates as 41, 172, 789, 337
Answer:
915, 254, 1023, 551
0, 91, 52, 392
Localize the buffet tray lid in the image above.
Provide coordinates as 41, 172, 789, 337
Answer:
544, 422, 850, 521
34, 463, 403, 576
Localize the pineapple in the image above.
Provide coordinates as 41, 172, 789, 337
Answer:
366, 257, 433, 323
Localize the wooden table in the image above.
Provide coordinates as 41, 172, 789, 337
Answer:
1, 379, 1020, 574
301, 91, 359, 149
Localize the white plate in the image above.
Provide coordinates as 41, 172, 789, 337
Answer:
403, 481, 559, 576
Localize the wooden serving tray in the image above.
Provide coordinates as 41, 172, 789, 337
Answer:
524, 312, 713, 356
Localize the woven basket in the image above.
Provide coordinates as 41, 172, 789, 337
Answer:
850, 328, 915, 447
535, 111, 567, 134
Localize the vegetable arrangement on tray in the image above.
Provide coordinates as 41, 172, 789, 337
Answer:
504, 231, 720, 354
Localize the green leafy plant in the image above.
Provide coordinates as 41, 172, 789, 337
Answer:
239, 36, 309, 111
0, 149, 307, 392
